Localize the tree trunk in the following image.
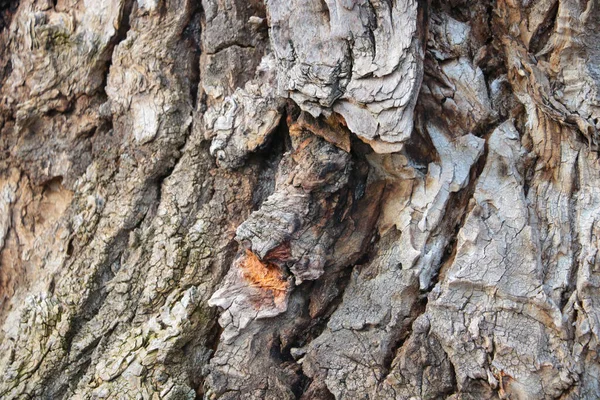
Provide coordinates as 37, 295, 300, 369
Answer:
0, 0, 599, 398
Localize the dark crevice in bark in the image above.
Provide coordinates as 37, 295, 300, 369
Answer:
192, 289, 230, 397
295, 257, 381, 390
267, 335, 312, 398
179, 143, 215, 230
0, 0, 16, 93
204, 42, 257, 56
48, 296, 122, 399
437, 351, 459, 399
183, 2, 202, 109
273, 288, 344, 398
114, 0, 134, 58
380, 294, 428, 382
151, 125, 195, 222
520, 126, 537, 199
530, 0, 559, 56
562, 149, 582, 311
0, 0, 17, 32
56, 358, 91, 399
184, 314, 224, 399
405, 123, 440, 170
428, 126, 492, 295
51, 322, 118, 399
318, 0, 330, 23
291, 368, 312, 399
431, 0, 480, 23
99, 0, 134, 98
284, 221, 381, 364
248, 112, 289, 211
303, 269, 353, 337
0, 58, 11, 97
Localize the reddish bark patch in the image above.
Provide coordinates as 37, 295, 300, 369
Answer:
240, 249, 289, 303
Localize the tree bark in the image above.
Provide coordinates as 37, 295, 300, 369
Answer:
0, 0, 599, 398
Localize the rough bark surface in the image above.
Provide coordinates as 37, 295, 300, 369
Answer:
0, 0, 599, 399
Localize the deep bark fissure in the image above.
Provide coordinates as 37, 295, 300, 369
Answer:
0, 0, 17, 32
529, 0, 559, 55
98, 0, 134, 100
563, 148, 582, 311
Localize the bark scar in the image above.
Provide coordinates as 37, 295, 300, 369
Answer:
239, 249, 289, 304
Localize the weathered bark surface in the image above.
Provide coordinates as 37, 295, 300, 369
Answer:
0, 0, 599, 398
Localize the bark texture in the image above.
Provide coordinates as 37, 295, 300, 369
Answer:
0, 0, 599, 399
